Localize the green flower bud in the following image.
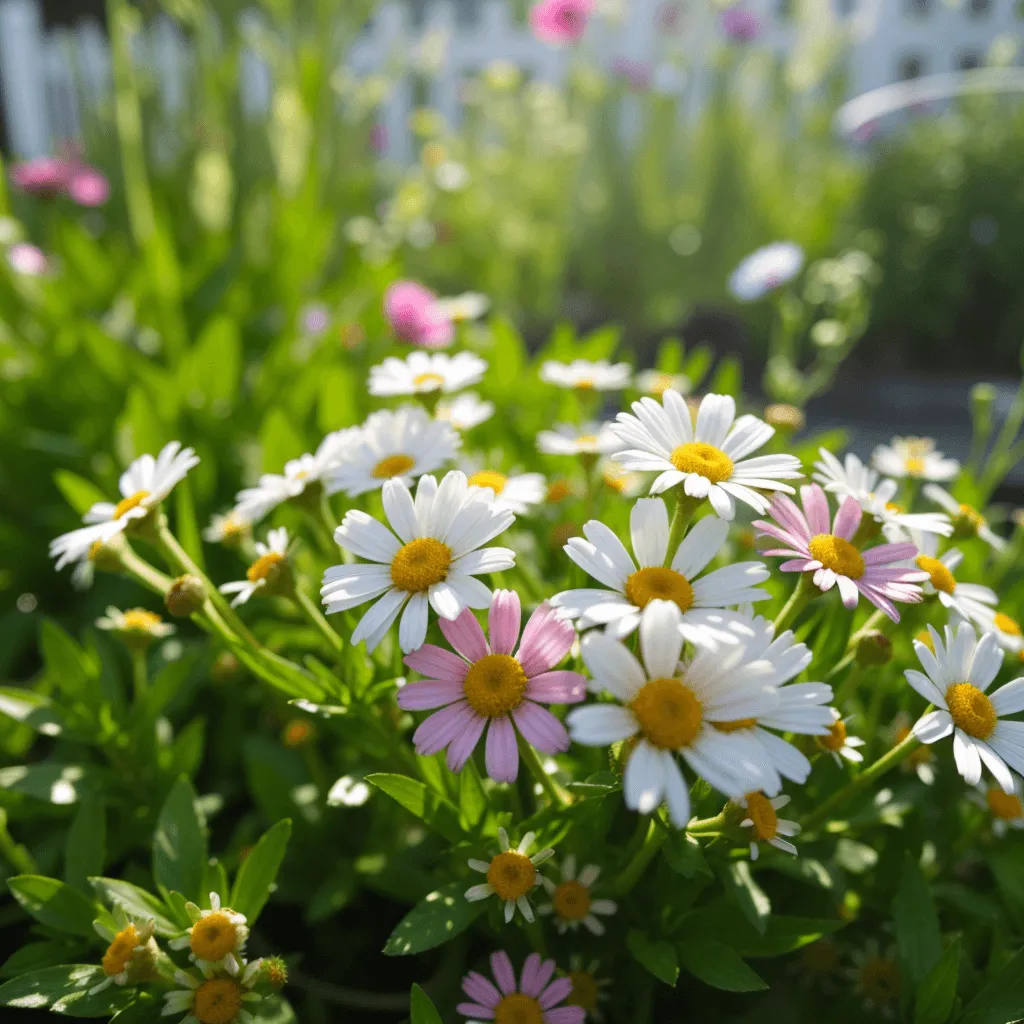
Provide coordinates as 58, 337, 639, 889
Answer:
165, 575, 206, 618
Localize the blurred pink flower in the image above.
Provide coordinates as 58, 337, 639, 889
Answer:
10, 156, 109, 207
722, 6, 761, 42
8, 243, 49, 276
66, 166, 110, 207
383, 280, 454, 348
529, 0, 595, 45
611, 57, 652, 92
369, 123, 389, 154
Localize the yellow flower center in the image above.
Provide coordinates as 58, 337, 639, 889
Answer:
469, 470, 508, 495
574, 378, 595, 390
462, 653, 528, 717
714, 717, 758, 733
88, 540, 105, 562
669, 442, 734, 483
412, 371, 445, 390
624, 566, 694, 613
114, 490, 150, 520
904, 457, 925, 476
801, 939, 841, 974
575, 434, 598, 446
745, 792, 778, 841
818, 719, 847, 752
193, 978, 243, 1024
631, 677, 702, 750
221, 515, 246, 540
915, 630, 935, 653
547, 479, 573, 503
808, 534, 865, 579
494, 993, 544, 1024
885, 501, 905, 514
986, 787, 1023, 820
487, 850, 536, 901
553, 880, 592, 921
957, 503, 986, 531
603, 470, 629, 493
567, 970, 599, 1011
859, 957, 901, 1005
372, 453, 417, 479
648, 374, 677, 398
946, 683, 997, 739
190, 911, 240, 962
121, 609, 162, 633
102, 924, 138, 977
915, 555, 956, 594
994, 612, 1021, 637
247, 552, 284, 583
389, 537, 451, 593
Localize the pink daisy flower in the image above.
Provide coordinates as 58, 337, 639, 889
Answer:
399, 590, 585, 782
383, 280, 454, 348
10, 157, 70, 197
753, 483, 928, 622
458, 950, 584, 1024
529, 0, 594, 45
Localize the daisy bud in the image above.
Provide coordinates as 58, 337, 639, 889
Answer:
89, 537, 125, 573
165, 575, 206, 618
856, 630, 892, 666
259, 956, 288, 990
763, 403, 805, 433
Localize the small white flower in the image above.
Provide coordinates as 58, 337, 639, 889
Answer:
167, 892, 249, 975
636, 369, 691, 398
551, 499, 770, 641
906, 622, 1024, 792
327, 407, 460, 497
537, 856, 617, 935
322, 471, 515, 653
465, 827, 554, 923
738, 792, 800, 860
436, 391, 494, 430
817, 711, 865, 766
369, 351, 487, 396
465, 467, 546, 515
611, 391, 803, 519
872, 436, 958, 483
599, 459, 645, 497
89, 914, 157, 992
976, 608, 1024, 654
203, 510, 251, 545
970, 776, 1024, 836
923, 483, 1006, 552
162, 957, 264, 1024
540, 359, 631, 391
434, 291, 489, 322
219, 528, 290, 607
911, 531, 997, 631
536, 422, 621, 456
50, 442, 199, 571
728, 242, 804, 301
96, 607, 175, 640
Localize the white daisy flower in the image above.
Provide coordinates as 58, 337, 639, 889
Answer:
536, 422, 621, 457
49, 442, 199, 570
728, 242, 804, 301
89, 913, 157, 992
846, 940, 901, 1019
636, 369, 691, 398
168, 892, 249, 974
550, 499, 770, 641
233, 428, 358, 523
872, 436, 959, 483
564, 958, 611, 1023
813, 448, 952, 542
568, 600, 779, 827
976, 609, 1024, 654
465, 468, 546, 515
611, 391, 803, 519
540, 359, 631, 391
326, 407, 460, 497
816, 711, 865, 766
368, 351, 486, 397
599, 459, 645, 497
203, 510, 251, 545
436, 391, 494, 430
434, 291, 489, 323
536, 856, 617, 935
322, 471, 515, 653
219, 528, 291, 607
96, 607, 175, 646
911, 532, 998, 631
906, 623, 1024, 793
923, 483, 1006, 551
162, 959, 264, 1024
465, 827, 554, 923
970, 776, 1024, 836
738, 792, 800, 860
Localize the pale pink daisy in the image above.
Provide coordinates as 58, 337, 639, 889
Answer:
383, 279, 454, 348
529, 0, 594, 45
754, 484, 928, 622
399, 590, 585, 782
458, 951, 584, 1024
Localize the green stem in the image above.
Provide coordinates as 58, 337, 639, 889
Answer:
825, 609, 889, 683
117, 545, 174, 595
131, 649, 148, 703
663, 491, 702, 567
686, 809, 728, 835
610, 819, 667, 896
517, 736, 570, 808
293, 588, 344, 654
773, 573, 816, 635
832, 663, 863, 708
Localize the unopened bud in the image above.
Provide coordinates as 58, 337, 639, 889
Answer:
764, 403, 805, 433
166, 575, 206, 617
856, 630, 892, 666
260, 956, 288, 991
89, 536, 124, 573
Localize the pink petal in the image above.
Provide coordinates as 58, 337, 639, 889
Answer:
397, 679, 466, 710
855, 582, 900, 622
485, 716, 520, 782
412, 700, 475, 755
446, 714, 487, 772
404, 644, 469, 681
512, 701, 570, 755
457, 1003, 495, 1020
544, 1009, 585, 1024
779, 558, 818, 573
832, 495, 862, 540
801, 483, 831, 536
462, 972, 502, 1009
517, 603, 576, 676
861, 542, 919, 564
520, 954, 555, 998
439, 608, 490, 662
767, 492, 811, 540
753, 521, 807, 551
525, 670, 587, 704
490, 951, 516, 995
539, 977, 573, 1009
489, 589, 522, 655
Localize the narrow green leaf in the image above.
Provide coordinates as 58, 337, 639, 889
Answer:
457, 759, 487, 831
89, 879, 179, 936
40, 621, 90, 698
723, 861, 771, 935
960, 948, 1024, 1024
0, 687, 68, 737
366, 774, 464, 843
677, 937, 768, 992
53, 471, 107, 515
894, 855, 942, 988
108, 991, 163, 1022
1, 940, 84, 980
0, 965, 132, 1016
174, 479, 204, 570
65, 795, 106, 893
914, 936, 962, 1024
409, 984, 443, 1024
7, 876, 97, 938
153, 777, 207, 903
230, 820, 292, 924
383, 881, 484, 956
317, 367, 358, 433
260, 409, 306, 474
626, 929, 679, 986
0, 764, 90, 805
663, 833, 711, 879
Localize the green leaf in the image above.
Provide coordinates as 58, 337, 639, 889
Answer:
0, 764, 90, 805
722, 861, 771, 935
53, 471, 107, 515
40, 620, 91, 699
960, 948, 1024, 1024
894, 855, 942, 989
626, 929, 679, 986
914, 936, 962, 1024
230, 819, 292, 924
663, 833, 711, 879
174, 479, 204, 570
366, 774, 464, 844
317, 367, 358, 433
260, 409, 306, 473
409, 984, 443, 1024
708, 354, 742, 397
986, 842, 1024, 930
383, 881, 484, 956
0, 687, 68, 737
1, 941, 85, 980
108, 991, 163, 1022
180, 315, 241, 411
7, 876, 97, 938
153, 777, 208, 903
0, 965, 133, 1016
677, 937, 768, 992
457, 759, 487, 831
65, 795, 106, 893
89, 879, 179, 937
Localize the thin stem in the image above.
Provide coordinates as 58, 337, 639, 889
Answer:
832, 663, 864, 708
825, 609, 889, 683
773, 573, 816, 635
663, 491, 702, 567
610, 819, 667, 896
293, 588, 344, 654
686, 810, 728, 835
131, 649, 148, 703
517, 736, 570, 808
117, 545, 174, 596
